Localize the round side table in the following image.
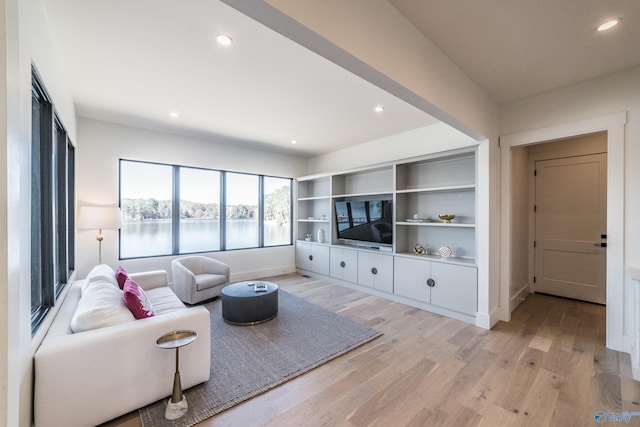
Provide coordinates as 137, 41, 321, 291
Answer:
156, 330, 198, 420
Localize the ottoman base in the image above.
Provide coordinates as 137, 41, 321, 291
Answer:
221, 281, 279, 325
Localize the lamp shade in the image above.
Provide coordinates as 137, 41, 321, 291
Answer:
78, 206, 122, 230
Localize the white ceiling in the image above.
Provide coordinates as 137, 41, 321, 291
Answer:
42, 0, 640, 156
41, 0, 438, 156
388, 0, 640, 104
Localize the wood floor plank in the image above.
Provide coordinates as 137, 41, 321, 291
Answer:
477, 404, 519, 426
101, 273, 640, 427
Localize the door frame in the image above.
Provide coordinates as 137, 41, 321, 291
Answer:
499, 112, 627, 352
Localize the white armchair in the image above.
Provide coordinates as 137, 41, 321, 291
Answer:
171, 256, 230, 304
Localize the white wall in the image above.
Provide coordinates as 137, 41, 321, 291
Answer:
76, 118, 308, 280
1, 0, 77, 425
509, 146, 529, 309
1, 1, 19, 424
307, 122, 477, 175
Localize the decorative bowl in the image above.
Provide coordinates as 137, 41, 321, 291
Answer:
438, 214, 455, 223
439, 246, 452, 258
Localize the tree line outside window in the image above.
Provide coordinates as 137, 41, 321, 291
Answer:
119, 160, 292, 258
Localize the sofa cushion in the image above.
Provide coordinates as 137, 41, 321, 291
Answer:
123, 278, 156, 319
195, 273, 228, 291
71, 280, 135, 333
146, 286, 186, 315
82, 264, 119, 294
115, 266, 129, 289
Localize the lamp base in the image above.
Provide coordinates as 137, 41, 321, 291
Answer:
165, 396, 188, 420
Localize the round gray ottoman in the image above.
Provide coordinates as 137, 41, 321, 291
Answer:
221, 281, 278, 325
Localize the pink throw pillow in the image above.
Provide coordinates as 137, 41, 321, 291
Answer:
123, 278, 156, 319
115, 266, 129, 290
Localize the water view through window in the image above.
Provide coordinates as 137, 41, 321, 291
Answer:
180, 167, 220, 253
226, 172, 259, 250
120, 160, 291, 258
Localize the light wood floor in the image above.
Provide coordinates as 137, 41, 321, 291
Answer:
104, 273, 640, 427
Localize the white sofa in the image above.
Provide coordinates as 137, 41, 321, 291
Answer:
33, 266, 211, 427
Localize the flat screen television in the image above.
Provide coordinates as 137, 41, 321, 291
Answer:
334, 199, 392, 247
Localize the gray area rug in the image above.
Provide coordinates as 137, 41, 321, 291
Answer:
139, 289, 382, 427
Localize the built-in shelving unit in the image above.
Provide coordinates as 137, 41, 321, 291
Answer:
296, 176, 331, 242
295, 148, 478, 324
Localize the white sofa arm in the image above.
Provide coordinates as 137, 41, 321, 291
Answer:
131, 270, 168, 291
34, 306, 211, 427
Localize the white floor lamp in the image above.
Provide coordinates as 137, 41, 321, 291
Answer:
78, 206, 122, 264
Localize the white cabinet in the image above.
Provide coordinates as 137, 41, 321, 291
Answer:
295, 241, 330, 276
393, 256, 477, 316
295, 148, 479, 323
358, 251, 393, 293
330, 247, 358, 283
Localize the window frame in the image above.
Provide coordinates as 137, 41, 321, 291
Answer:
118, 159, 293, 259
31, 65, 75, 335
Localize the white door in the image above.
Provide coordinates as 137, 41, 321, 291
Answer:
534, 154, 607, 304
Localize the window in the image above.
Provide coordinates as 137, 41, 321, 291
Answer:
180, 168, 221, 253
120, 161, 173, 258
226, 172, 259, 250
263, 176, 292, 246
31, 66, 75, 335
119, 160, 292, 258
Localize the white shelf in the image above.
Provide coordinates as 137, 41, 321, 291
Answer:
298, 195, 330, 201
394, 251, 476, 266
296, 239, 331, 246
396, 184, 475, 194
332, 191, 392, 198
396, 221, 476, 228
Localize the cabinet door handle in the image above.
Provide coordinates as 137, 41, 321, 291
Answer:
427, 278, 435, 287
340, 261, 346, 268
371, 267, 378, 275
309, 255, 313, 261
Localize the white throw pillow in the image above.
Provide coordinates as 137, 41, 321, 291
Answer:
71, 280, 135, 333
82, 264, 119, 294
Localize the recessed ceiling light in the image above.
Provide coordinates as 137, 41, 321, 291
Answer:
216, 33, 233, 46
596, 18, 621, 32
374, 106, 385, 113
291, 140, 297, 145
169, 111, 179, 118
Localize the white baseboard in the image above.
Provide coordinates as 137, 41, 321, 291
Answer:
487, 307, 505, 328
475, 312, 492, 329
631, 344, 640, 381
510, 283, 531, 312
231, 265, 297, 283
